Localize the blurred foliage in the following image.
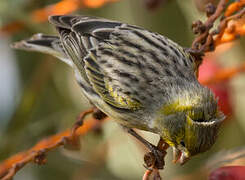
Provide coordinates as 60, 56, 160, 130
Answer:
0, 0, 245, 180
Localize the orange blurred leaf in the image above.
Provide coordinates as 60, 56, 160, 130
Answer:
200, 61, 245, 85
0, 21, 24, 35
32, 0, 119, 22
215, 17, 245, 45
82, 0, 118, 8
32, 0, 80, 22
225, 1, 245, 17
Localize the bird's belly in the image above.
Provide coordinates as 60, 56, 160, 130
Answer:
94, 98, 157, 132
85, 94, 148, 130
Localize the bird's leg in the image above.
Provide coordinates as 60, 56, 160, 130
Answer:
126, 128, 156, 151
126, 128, 169, 170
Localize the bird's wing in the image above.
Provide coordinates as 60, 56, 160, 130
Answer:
49, 15, 145, 110
49, 15, 196, 110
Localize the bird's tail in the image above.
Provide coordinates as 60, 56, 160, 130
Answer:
11, 33, 71, 66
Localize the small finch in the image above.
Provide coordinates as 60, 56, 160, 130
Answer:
12, 15, 225, 165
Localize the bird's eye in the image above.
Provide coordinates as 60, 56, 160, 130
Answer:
180, 141, 185, 147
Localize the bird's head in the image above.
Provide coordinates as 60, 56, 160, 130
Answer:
156, 86, 225, 165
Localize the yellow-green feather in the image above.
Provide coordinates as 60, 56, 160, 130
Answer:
156, 94, 203, 148
106, 81, 142, 110
160, 94, 202, 116
85, 53, 142, 110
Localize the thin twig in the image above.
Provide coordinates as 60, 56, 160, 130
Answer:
189, 0, 245, 66
214, 7, 245, 46
191, 0, 228, 51
0, 113, 108, 180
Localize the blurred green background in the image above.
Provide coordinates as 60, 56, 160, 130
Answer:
0, 0, 245, 179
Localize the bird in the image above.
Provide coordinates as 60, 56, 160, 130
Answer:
12, 15, 225, 165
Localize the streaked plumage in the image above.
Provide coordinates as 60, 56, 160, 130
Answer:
12, 15, 225, 164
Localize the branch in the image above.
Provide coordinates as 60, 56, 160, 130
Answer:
191, 0, 227, 50
189, 0, 245, 63
214, 7, 245, 46
0, 111, 108, 180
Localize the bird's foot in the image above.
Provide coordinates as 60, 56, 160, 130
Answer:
126, 128, 169, 170
144, 138, 169, 170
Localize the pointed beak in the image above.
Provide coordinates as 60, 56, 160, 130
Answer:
172, 147, 190, 165
172, 147, 181, 163
179, 151, 190, 165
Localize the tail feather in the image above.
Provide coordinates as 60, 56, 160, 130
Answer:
11, 33, 72, 66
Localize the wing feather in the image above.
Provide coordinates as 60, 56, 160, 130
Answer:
49, 15, 143, 110
85, 52, 142, 110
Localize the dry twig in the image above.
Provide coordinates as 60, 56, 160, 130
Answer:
0, 110, 108, 180
189, 0, 245, 65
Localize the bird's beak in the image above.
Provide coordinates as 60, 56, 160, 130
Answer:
172, 147, 190, 165
172, 147, 181, 163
